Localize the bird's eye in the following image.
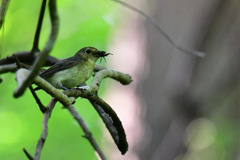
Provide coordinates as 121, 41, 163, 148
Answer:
86, 49, 91, 54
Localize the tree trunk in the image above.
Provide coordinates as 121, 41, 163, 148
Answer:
135, 0, 240, 159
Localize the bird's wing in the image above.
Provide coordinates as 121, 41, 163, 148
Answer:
40, 57, 79, 78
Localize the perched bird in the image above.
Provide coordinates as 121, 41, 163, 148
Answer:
37, 47, 110, 90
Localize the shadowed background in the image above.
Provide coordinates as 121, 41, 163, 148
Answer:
0, 0, 240, 160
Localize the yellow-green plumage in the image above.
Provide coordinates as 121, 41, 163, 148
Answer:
39, 47, 109, 90
45, 60, 95, 89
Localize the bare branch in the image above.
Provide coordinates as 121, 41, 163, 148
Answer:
0, 63, 17, 73
94, 64, 106, 72
14, 67, 131, 107
23, 148, 34, 160
64, 68, 131, 154
89, 101, 121, 152
0, 51, 34, 65
67, 105, 107, 160
15, 68, 75, 106
13, 54, 22, 68
0, 63, 36, 74
0, 0, 133, 158
15, 67, 131, 155
89, 96, 128, 154
64, 91, 129, 154
34, 98, 57, 160
88, 69, 132, 93
14, 0, 59, 97
112, 0, 206, 57
31, 0, 47, 53
29, 86, 47, 113
0, 0, 10, 30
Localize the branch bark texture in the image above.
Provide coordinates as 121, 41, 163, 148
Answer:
0, 0, 10, 30
34, 98, 57, 160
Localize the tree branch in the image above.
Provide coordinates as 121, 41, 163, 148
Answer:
87, 69, 132, 93
15, 68, 75, 106
0, 0, 10, 30
29, 86, 47, 113
89, 96, 128, 154
112, 0, 206, 57
63, 67, 131, 154
67, 105, 107, 160
89, 102, 119, 143
14, 68, 131, 107
0, 0, 133, 158
14, 0, 59, 97
13, 54, 47, 113
0, 63, 17, 73
94, 64, 106, 72
34, 97, 57, 160
15, 67, 131, 155
23, 148, 34, 160
64, 90, 129, 154
31, 0, 47, 53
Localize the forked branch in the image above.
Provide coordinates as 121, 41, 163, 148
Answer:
34, 98, 57, 160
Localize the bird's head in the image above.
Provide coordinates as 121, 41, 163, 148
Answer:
75, 47, 111, 62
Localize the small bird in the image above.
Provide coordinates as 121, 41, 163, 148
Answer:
37, 47, 110, 90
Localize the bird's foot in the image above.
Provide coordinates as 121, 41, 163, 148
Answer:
59, 84, 69, 90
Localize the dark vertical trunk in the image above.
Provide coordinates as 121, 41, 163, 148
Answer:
135, 0, 240, 159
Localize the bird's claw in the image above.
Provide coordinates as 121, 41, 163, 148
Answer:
77, 86, 90, 91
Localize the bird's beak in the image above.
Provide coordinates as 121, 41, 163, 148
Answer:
93, 51, 112, 57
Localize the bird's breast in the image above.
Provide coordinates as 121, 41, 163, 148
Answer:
46, 62, 94, 89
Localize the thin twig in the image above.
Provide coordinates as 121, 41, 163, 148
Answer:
31, 0, 47, 53
67, 105, 107, 160
23, 148, 34, 160
34, 98, 57, 160
14, 0, 59, 97
112, 0, 206, 57
0, 0, 10, 30
29, 86, 47, 113
13, 54, 22, 68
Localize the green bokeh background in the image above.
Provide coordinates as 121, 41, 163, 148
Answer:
0, 0, 118, 159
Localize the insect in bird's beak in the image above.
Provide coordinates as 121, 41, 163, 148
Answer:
93, 51, 112, 62
93, 51, 112, 57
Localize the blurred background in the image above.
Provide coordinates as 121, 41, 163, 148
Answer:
0, 0, 240, 160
